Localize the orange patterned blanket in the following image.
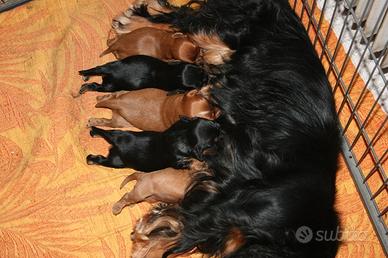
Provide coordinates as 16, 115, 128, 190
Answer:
0, 0, 385, 257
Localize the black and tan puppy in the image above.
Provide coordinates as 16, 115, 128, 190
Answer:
77, 55, 207, 96
86, 118, 219, 172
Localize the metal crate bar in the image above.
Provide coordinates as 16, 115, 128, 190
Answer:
296, 0, 388, 255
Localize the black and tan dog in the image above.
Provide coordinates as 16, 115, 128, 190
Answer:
130, 1, 342, 258
86, 118, 219, 172
76, 55, 207, 96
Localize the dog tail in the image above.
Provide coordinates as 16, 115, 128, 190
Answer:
99, 47, 113, 58
95, 98, 122, 110
79, 65, 109, 77
120, 173, 141, 189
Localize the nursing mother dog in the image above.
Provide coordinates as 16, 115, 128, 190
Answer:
129, 0, 342, 257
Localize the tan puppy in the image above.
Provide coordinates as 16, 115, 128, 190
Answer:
101, 27, 199, 63
112, 160, 208, 215
112, 169, 190, 215
87, 87, 220, 132
110, 1, 233, 65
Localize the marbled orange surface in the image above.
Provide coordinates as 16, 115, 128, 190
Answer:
0, 0, 386, 257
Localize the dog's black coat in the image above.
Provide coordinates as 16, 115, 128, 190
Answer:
87, 118, 219, 172
78, 55, 207, 94
134, 1, 341, 258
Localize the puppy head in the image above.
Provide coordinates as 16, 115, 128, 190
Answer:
169, 117, 220, 160
191, 118, 220, 160
131, 204, 183, 258
182, 89, 221, 121
173, 36, 200, 63
181, 64, 208, 89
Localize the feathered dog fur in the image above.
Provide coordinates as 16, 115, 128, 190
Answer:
133, 0, 341, 258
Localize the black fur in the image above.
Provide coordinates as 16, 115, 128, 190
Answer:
78, 55, 207, 94
133, 0, 290, 50
134, 0, 341, 257
86, 117, 220, 172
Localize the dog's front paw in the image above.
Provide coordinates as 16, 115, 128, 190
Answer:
112, 6, 134, 32
123, 6, 134, 18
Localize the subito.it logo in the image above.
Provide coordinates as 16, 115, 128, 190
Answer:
295, 226, 313, 243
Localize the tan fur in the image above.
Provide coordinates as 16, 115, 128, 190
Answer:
112, 160, 208, 215
113, 169, 189, 215
190, 32, 235, 65
111, 0, 204, 35
131, 206, 190, 258
134, 0, 172, 15
222, 227, 246, 256
87, 88, 220, 132
167, 0, 204, 9
112, 9, 172, 35
101, 27, 199, 63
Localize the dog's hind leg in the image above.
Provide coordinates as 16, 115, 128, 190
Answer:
87, 115, 135, 129
112, 175, 151, 215
79, 82, 104, 94
86, 152, 125, 168
87, 118, 116, 128
79, 66, 107, 79
89, 126, 121, 142
80, 80, 122, 94
112, 192, 140, 215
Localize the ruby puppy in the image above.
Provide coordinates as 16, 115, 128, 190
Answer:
87, 86, 220, 132
112, 161, 209, 215
101, 27, 199, 63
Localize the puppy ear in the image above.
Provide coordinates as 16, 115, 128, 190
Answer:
181, 64, 207, 89
193, 144, 205, 161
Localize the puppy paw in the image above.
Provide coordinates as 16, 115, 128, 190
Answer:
71, 91, 81, 98
123, 6, 134, 18
86, 154, 105, 165
79, 83, 90, 95
87, 118, 97, 128
89, 130, 101, 138
86, 154, 97, 165
112, 7, 133, 31
112, 202, 124, 216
